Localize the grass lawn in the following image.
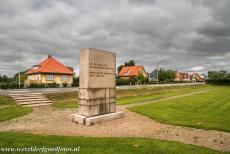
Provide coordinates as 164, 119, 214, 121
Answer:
0, 132, 223, 154
117, 84, 214, 104
129, 86, 230, 132
0, 96, 32, 122
52, 100, 78, 108
46, 84, 214, 108
46, 92, 78, 108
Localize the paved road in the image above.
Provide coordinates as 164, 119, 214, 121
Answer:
0, 82, 205, 95
116, 82, 205, 89
0, 87, 79, 95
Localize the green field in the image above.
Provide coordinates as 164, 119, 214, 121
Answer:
46, 92, 78, 108
129, 86, 230, 132
0, 96, 32, 122
46, 85, 214, 108
0, 132, 223, 154
117, 84, 214, 104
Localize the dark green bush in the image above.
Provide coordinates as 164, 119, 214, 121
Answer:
0, 83, 8, 89
28, 83, 59, 88
0, 82, 23, 89
62, 83, 68, 87
207, 70, 230, 85
47, 83, 59, 88
28, 83, 43, 88
72, 77, 79, 87
116, 78, 130, 85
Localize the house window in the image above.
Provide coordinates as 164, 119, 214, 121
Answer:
35, 74, 40, 80
61, 75, 68, 81
124, 70, 131, 76
27, 75, 32, 80
46, 74, 54, 81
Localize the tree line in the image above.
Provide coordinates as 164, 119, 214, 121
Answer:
207, 70, 230, 85
0, 73, 24, 89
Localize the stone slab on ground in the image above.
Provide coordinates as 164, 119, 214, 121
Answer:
73, 111, 124, 126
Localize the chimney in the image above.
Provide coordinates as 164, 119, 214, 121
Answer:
48, 55, 52, 58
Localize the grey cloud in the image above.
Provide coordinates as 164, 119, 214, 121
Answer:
197, 24, 230, 38
189, 37, 230, 55
0, 0, 230, 77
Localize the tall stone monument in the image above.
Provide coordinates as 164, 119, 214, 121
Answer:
73, 48, 123, 125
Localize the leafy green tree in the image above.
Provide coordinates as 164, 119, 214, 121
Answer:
72, 76, 79, 87
116, 78, 129, 85
117, 65, 124, 74
130, 76, 137, 85
67, 66, 74, 71
158, 68, 176, 82
14, 71, 27, 85
0, 74, 2, 82
208, 70, 230, 84
136, 73, 148, 84
124, 60, 135, 66
117, 60, 135, 73
1, 75, 8, 83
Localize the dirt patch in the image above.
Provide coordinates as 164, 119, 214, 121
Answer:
0, 105, 229, 152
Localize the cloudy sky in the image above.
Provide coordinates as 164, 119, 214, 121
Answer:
1, 0, 230, 76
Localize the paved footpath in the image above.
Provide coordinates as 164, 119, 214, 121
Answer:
0, 88, 229, 152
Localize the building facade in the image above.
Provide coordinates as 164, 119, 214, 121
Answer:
118, 65, 148, 79
25, 55, 74, 87
149, 69, 158, 81
174, 72, 204, 82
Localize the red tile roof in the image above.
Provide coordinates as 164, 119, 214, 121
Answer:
191, 73, 204, 81
118, 65, 145, 77
26, 55, 74, 75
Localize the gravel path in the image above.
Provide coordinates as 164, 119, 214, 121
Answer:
0, 105, 229, 152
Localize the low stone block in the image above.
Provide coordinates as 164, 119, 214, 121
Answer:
85, 111, 124, 126
73, 114, 86, 124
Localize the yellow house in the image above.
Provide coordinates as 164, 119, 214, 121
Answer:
25, 55, 74, 87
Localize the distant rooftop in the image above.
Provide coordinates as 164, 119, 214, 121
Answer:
26, 55, 74, 75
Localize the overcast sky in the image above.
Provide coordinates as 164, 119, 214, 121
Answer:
1, 0, 230, 76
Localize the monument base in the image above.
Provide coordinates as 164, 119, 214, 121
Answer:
72, 112, 124, 126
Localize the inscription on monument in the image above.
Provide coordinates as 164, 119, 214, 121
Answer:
80, 48, 116, 89
89, 63, 115, 78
